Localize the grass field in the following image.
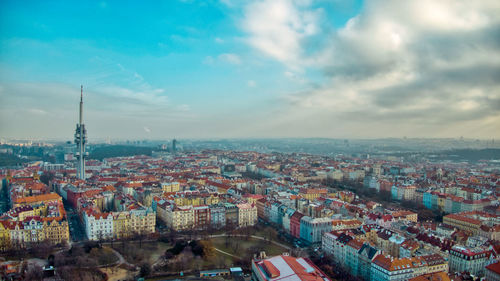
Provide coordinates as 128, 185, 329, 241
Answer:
110, 231, 292, 279
101, 266, 131, 281
114, 241, 172, 264
89, 246, 119, 266
210, 236, 289, 258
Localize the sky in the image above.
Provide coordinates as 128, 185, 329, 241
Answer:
0, 0, 499, 141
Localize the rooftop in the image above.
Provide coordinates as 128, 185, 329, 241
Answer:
253, 255, 331, 281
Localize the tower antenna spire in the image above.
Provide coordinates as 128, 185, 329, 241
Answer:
75, 84, 87, 180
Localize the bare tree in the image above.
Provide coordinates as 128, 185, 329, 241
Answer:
24, 264, 43, 281
245, 227, 252, 241
225, 233, 230, 248
139, 262, 152, 278
230, 239, 240, 253
217, 254, 226, 268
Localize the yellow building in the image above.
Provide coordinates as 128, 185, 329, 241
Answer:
337, 191, 355, 203
376, 235, 391, 253
437, 196, 446, 211
237, 203, 257, 227
129, 209, 156, 235
265, 163, 281, 171
188, 178, 206, 185
42, 219, 70, 245
402, 186, 416, 201
443, 214, 481, 234
8, 217, 70, 247
392, 211, 418, 223
7, 204, 47, 222
161, 182, 180, 193
16, 208, 35, 221
174, 194, 219, 207
165, 206, 194, 231
112, 212, 130, 239
0, 222, 11, 251
1, 199, 69, 249
298, 188, 328, 200
423, 254, 449, 275
19, 218, 46, 246
365, 228, 378, 245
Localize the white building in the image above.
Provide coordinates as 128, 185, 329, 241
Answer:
83, 211, 114, 240
237, 203, 257, 227
449, 245, 491, 277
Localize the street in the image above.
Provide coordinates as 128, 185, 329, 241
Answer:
63, 201, 86, 241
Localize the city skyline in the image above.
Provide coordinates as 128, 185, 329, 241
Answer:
1, 0, 499, 140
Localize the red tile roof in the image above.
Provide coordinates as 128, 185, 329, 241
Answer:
262, 260, 280, 278
486, 261, 500, 275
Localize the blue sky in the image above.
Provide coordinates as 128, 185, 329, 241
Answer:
1, 0, 499, 140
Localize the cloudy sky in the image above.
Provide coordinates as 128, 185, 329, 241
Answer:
1, 0, 499, 140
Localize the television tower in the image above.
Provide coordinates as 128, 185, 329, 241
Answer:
172, 139, 177, 154
74, 85, 87, 180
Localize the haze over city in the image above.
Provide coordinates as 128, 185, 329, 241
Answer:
1, 0, 499, 140
2, 2, 500, 281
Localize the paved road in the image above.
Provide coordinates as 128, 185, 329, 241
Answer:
64, 202, 86, 241
0, 182, 10, 214
107, 247, 137, 269
213, 247, 241, 259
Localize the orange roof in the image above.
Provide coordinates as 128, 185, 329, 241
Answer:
392, 210, 416, 217
102, 185, 116, 192
409, 271, 450, 281
372, 255, 425, 271
281, 256, 328, 281
347, 239, 364, 250
14, 193, 61, 205
25, 182, 47, 190
343, 219, 362, 226
255, 255, 330, 281
262, 260, 280, 278
444, 214, 481, 225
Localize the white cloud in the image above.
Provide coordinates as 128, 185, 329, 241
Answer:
240, 0, 500, 138
218, 53, 241, 64
203, 56, 215, 65
27, 108, 48, 115
247, 80, 257, 87
204, 53, 242, 65
241, 0, 321, 68
0, 81, 199, 139
177, 104, 191, 111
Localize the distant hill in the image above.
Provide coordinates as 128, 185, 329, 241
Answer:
89, 145, 153, 161
0, 153, 28, 167
437, 148, 500, 161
